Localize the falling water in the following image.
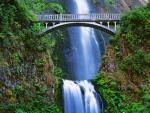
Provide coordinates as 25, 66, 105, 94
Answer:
63, 80, 103, 113
62, 0, 104, 113
64, 0, 100, 80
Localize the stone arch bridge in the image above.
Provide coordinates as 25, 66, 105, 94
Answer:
37, 13, 120, 36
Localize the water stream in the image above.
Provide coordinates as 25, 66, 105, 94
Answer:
62, 0, 104, 113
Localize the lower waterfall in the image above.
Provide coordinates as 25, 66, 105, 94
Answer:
63, 80, 103, 113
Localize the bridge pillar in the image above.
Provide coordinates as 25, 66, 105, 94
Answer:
107, 22, 110, 28
114, 21, 117, 31
46, 22, 48, 29
100, 22, 103, 25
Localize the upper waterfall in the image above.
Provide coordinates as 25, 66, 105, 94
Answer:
64, 0, 101, 80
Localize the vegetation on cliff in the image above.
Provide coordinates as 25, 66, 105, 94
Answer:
94, 2, 150, 113
0, 0, 64, 113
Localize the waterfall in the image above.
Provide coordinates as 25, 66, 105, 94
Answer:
62, 0, 104, 113
63, 80, 103, 113
64, 0, 100, 80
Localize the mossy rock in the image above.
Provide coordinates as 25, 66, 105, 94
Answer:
9, 96, 16, 103
5, 89, 13, 98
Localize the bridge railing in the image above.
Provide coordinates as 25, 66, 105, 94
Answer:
37, 13, 120, 22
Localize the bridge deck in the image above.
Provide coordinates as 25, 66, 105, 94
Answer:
37, 13, 120, 22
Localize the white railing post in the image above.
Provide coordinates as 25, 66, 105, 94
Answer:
114, 21, 117, 31
51, 15, 53, 20
60, 14, 62, 21
53, 15, 55, 20
45, 22, 48, 28
55, 14, 57, 20
55, 14, 56, 20
54, 15, 56, 20
111, 14, 113, 20
115, 14, 117, 20
104, 14, 106, 20
113, 14, 114, 20
107, 22, 110, 28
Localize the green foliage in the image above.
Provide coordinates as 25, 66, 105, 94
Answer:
140, 81, 150, 113
54, 66, 64, 78
121, 6, 150, 47
94, 72, 150, 113
46, 3, 64, 13
34, 58, 46, 67
0, 82, 63, 113
24, 0, 64, 14
24, 0, 46, 13
0, 0, 65, 112
119, 50, 150, 75
124, 102, 144, 113
123, 81, 150, 113
0, 0, 66, 76
111, 4, 150, 76
112, 4, 150, 49
104, 3, 150, 113
16, 0, 36, 21
106, 0, 112, 4
94, 73, 128, 113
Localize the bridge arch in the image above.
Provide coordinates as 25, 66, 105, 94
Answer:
39, 22, 116, 37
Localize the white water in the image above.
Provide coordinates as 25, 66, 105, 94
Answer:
65, 0, 100, 80
63, 80, 102, 113
63, 80, 84, 113
63, 0, 103, 113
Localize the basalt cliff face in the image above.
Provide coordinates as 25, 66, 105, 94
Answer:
93, 0, 148, 12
